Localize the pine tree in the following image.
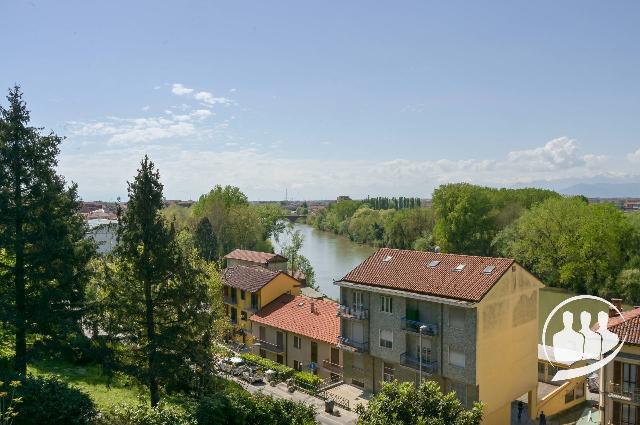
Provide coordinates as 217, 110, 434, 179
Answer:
194, 217, 218, 261
98, 156, 225, 406
0, 86, 94, 375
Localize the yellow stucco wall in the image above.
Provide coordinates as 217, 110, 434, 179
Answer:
476, 264, 543, 425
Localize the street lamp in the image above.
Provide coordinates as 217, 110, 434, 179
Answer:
419, 325, 427, 384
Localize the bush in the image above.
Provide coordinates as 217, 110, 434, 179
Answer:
196, 389, 317, 425
293, 371, 322, 390
239, 353, 294, 380
7, 375, 98, 425
99, 402, 195, 425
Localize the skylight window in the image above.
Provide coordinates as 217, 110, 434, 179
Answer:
453, 263, 466, 272
483, 265, 496, 274
428, 260, 440, 268
382, 255, 393, 262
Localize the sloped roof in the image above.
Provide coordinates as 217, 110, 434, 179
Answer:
222, 265, 283, 293
339, 248, 515, 303
599, 308, 640, 346
224, 249, 287, 264
250, 294, 339, 345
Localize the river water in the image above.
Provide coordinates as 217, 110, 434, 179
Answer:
273, 223, 615, 341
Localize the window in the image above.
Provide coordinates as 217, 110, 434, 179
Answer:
382, 255, 393, 262
623, 363, 638, 393
575, 383, 584, 399
416, 344, 432, 363
352, 379, 365, 388
311, 341, 318, 363
564, 388, 575, 404
428, 260, 440, 268
482, 265, 495, 274
449, 348, 466, 368
380, 329, 393, 349
383, 363, 395, 382
251, 293, 259, 310
453, 263, 466, 272
449, 307, 465, 329
293, 335, 302, 349
240, 311, 247, 321
276, 354, 284, 364
381, 296, 393, 313
259, 349, 266, 358
621, 402, 637, 425
353, 291, 364, 309
230, 307, 237, 324
294, 360, 303, 371
240, 290, 246, 300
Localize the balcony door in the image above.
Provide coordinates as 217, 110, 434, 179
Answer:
331, 347, 340, 365
259, 326, 266, 341
353, 291, 364, 310
276, 331, 284, 349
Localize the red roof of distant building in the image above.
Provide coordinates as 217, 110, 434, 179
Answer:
339, 248, 516, 303
222, 266, 285, 293
224, 249, 287, 264
250, 294, 339, 345
599, 308, 640, 346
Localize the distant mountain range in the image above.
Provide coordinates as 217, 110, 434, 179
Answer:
559, 182, 640, 198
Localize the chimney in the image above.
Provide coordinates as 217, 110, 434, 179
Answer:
310, 302, 315, 314
610, 298, 624, 317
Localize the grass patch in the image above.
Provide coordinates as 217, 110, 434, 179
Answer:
28, 358, 145, 410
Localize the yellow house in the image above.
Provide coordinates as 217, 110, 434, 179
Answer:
335, 248, 544, 425
222, 264, 300, 345
599, 307, 640, 425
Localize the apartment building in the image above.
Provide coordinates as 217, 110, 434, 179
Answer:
600, 307, 640, 425
224, 248, 288, 271
335, 248, 543, 425
249, 294, 342, 381
222, 261, 300, 344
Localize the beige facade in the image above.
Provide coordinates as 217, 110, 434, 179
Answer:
601, 343, 640, 425
249, 322, 343, 382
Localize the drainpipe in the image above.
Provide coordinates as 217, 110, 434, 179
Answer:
440, 304, 444, 377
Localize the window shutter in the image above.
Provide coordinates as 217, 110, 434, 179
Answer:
614, 361, 622, 385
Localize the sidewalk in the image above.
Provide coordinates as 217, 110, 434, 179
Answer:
231, 376, 359, 425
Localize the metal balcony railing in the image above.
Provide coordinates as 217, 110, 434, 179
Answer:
255, 338, 285, 353
336, 336, 369, 353
337, 305, 369, 320
401, 318, 438, 336
322, 359, 343, 374
400, 352, 438, 374
608, 382, 640, 403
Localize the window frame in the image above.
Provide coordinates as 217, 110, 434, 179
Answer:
382, 362, 395, 382
449, 348, 466, 368
293, 335, 302, 349
379, 329, 393, 349
380, 296, 393, 314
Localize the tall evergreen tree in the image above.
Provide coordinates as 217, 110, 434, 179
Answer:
0, 86, 94, 375
194, 216, 217, 261
97, 156, 224, 406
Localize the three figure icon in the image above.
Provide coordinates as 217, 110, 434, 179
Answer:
552, 310, 620, 363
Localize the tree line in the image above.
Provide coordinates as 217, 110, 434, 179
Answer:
366, 196, 422, 210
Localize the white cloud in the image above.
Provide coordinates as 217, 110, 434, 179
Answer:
507, 137, 587, 171
171, 83, 194, 96
194, 91, 232, 106
142, 105, 150, 111
627, 148, 640, 163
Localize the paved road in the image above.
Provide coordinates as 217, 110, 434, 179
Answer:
230, 376, 358, 425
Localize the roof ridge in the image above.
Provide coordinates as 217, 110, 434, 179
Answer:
378, 247, 515, 262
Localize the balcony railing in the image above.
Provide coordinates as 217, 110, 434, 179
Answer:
322, 359, 343, 374
400, 352, 438, 374
337, 305, 369, 320
401, 318, 438, 336
254, 338, 285, 354
608, 382, 640, 403
336, 336, 369, 353
224, 296, 237, 305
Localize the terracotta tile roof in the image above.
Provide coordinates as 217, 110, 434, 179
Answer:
222, 265, 282, 293
250, 294, 339, 345
224, 249, 287, 264
598, 308, 640, 346
339, 248, 515, 303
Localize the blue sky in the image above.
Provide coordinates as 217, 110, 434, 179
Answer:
2, 0, 640, 200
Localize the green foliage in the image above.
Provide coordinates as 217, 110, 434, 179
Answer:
89, 157, 227, 406
498, 197, 636, 293
366, 196, 422, 210
98, 402, 195, 425
196, 388, 317, 425
239, 353, 295, 381
293, 371, 322, 389
356, 380, 483, 425
3, 375, 98, 425
602, 269, 640, 305
0, 86, 96, 375
279, 227, 317, 289
194, 217, 217, 261
0, 379, 21, 425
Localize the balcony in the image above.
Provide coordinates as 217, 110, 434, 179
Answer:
322, 359, 343, 374
337, 304, 369, 320
400, 352, 438, 374
336, 336, 369, 353
401, 318, 438, 336
608, 382, 640, 403
224, 295, 237, 305
254, 338, 285, 354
